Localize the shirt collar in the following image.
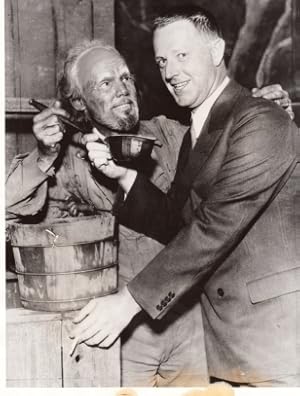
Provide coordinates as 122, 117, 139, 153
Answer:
191, 76, 230, 141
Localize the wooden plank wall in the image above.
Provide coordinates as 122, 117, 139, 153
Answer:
5, 0, 115, 170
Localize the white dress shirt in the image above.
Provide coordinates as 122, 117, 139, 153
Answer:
190, 76, 230, 147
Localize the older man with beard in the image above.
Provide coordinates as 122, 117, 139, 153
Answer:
6, 39, 293, 387
6, 40, 208, 387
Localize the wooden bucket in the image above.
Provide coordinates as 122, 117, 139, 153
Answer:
8, 213, 118, 312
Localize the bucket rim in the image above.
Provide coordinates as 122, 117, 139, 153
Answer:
7, 213, 113, 229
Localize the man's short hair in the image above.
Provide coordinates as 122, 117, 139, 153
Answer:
153, 6, 222, 40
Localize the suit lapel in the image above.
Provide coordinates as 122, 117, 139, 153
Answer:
179, 80, 248, 188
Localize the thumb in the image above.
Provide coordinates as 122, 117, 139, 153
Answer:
53, 100, 62, 109
51, 99, 70, 118
92, 127, 106, 143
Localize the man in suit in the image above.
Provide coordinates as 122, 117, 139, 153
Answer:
70, 8, 299, 386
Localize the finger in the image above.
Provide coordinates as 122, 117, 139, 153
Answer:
98, 333, 119, 348
34, 106, 68, 123
72, 322, 103, 345
87, 149, 110, 163
251, 84, 278, 97
68, 203, 78, 217
69, 338, 80, 357
252, 84, 287, 100
81, 132, 102, 145
265, 91, 289, 101
44, 115, 67, 132
71, 312, 97, 337
42, 114, 61, 127
72, 298, 97, 324
35, 124, 62, 137
33, 108, 56, 123
72, 132, 84, 145
33, 118, 64, 138
53, 100, 62, 109
92, 127, 106, 142
93, 158, 113, 169
86, 142, 110, 152
275, 98, 291, 107
286, 107, 295, 120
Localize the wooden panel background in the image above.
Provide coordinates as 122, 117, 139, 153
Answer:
6, 0, 115, 103
5, 0, 115, 171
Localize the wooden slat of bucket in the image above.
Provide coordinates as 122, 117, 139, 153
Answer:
10, 214, 119, 311
9, 213, 115, 247
17, 266, 118, 311
42, 267, 118, 301
14, 241, 115, 273
13, 241, 119, 311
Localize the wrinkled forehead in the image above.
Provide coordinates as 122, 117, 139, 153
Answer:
77, 47, 129, 85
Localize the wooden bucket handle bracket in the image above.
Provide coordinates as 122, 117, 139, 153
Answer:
45, 228, 60, 247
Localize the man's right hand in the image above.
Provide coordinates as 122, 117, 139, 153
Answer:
86, 128, 137, 194
33, 100, 69, 157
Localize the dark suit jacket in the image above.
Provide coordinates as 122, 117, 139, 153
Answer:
117, 80, 299, 383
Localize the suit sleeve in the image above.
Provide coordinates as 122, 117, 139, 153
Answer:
6, 148, 51, 221
119, 103, 297, 319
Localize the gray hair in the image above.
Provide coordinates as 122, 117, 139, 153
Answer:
59, 40, 122, 102
58, 40, 122, 122
153, 6, 222, 40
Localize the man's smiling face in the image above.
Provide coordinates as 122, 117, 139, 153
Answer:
154, 19, 219, 110
77, 47, 139, 131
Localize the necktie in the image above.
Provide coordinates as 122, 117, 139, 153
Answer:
190, 115, 198, 149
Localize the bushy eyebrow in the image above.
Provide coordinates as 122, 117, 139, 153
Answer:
83, 71, 135, 94
120, 70, 136, 82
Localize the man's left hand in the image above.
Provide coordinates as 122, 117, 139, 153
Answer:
252, 84, 294, 120
69, 287, 141, 351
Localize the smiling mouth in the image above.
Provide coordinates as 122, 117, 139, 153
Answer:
171, 81, 189, 93
114, 103, 133, 112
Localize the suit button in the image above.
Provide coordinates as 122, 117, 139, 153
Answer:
162, 301, 167, 307
217, 288, 224, 297
156, 304, 162, 311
